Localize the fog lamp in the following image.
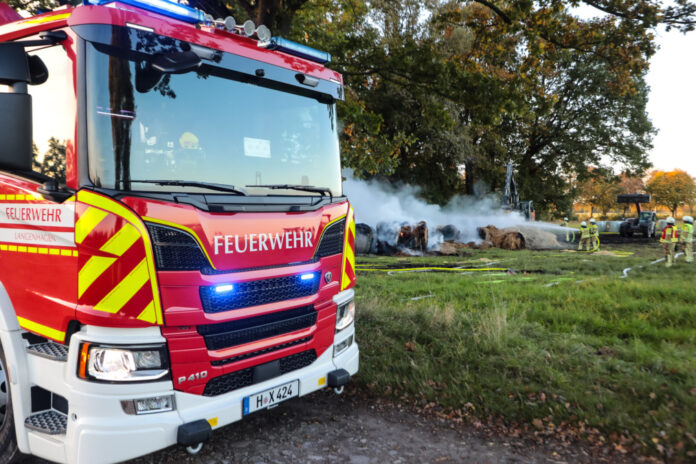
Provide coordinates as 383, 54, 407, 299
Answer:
335, 300, 355, 332
334, 335, 353, 357
121, 395, 175, 415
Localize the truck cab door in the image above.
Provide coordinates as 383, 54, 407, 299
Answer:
0, 32, 78, 342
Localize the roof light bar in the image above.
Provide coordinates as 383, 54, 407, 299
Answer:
84, 0, 206, 24
267, 37, 331, 64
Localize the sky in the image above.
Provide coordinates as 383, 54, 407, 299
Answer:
573, 3, 696, 176
645, 28, 696, 175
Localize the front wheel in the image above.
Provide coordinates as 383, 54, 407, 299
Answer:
0, 346, 22, 464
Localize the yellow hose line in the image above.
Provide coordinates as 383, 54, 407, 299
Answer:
356, 267, 508, 272
577, 236, 600, 252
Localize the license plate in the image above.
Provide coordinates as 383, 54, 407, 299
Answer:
243, 380, 299, 415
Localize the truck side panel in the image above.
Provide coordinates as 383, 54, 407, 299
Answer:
0, 176, 77, 341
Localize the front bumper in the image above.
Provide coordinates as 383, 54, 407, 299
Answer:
24, 324, 358, 464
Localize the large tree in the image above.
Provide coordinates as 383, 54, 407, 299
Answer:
646, 169, 696, 217
577, 168, 621, 217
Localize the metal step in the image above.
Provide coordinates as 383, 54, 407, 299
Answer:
25, 410, 67, 435
27, 342, 69, 362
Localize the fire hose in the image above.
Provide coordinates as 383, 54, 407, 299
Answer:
577, 235, 600, 252
355, 267, 509, 273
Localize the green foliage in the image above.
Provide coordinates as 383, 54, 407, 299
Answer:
577, 169, 622, 216
355, 247, 696, 459
33, 138, 67, 184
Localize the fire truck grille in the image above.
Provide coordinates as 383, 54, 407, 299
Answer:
210, 337, 312, 366
146, 223, 209, 271
198, 305, 317, 350
314, 218, 345, 258
200, 274, 320, 313
203, 350, 317, 396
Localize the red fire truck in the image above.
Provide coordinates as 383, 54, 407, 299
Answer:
0, 1, 358, 462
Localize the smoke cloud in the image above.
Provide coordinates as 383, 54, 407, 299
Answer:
342, 171, 530, 247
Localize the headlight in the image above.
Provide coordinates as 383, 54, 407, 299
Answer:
78, 343, 170, 382
335, 300, 355, 332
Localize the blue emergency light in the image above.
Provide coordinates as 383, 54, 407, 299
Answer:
84, 0, 206, 24
214, 284, 234, 293
268, 37, 331, 64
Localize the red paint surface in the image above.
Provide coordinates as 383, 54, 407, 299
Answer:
0, 174, 77, 342
0, 2, 21, 26
123, 196, 347, 393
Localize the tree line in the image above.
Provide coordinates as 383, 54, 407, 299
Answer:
11, 0, 696, 213
578, 169, 696, 218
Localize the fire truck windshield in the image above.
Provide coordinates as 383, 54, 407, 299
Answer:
83, 36, 342, 197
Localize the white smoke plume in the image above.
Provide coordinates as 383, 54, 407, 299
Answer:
342, 171, 532, 248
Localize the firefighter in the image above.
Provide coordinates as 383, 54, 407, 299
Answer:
561, 217, 572, 242
681, 216, 694, 263
660, 217, 679, 267
578, 221, 591, 251
589, 218, 599, 250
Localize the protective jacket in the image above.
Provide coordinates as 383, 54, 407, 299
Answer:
681, 223, 694, 243
579, 225, 590, 239
589, 224, 598, 236
661, 225, 679, 243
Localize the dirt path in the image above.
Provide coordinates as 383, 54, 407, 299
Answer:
26, 389, 649, 464
120, 389, 644, 464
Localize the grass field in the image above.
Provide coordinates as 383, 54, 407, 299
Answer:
352, 240, 696, 460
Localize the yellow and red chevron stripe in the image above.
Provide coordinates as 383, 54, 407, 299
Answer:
341, 205, 356, 291
75, 190, 163, 325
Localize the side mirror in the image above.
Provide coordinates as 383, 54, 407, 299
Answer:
37, 180, 74, 203
0, 42, 30, 85
0, 43, 32, 172
0, 93, 32, 172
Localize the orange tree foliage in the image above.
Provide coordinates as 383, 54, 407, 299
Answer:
646, 170, 696, 216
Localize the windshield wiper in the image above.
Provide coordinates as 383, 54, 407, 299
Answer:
131, 180, 247, 195
247, 184, 333, 198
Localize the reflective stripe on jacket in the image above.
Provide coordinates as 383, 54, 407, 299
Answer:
661, 225, 679, 243
682, 223, 694, 243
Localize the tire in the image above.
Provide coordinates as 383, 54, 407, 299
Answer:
0, 346, 22, 464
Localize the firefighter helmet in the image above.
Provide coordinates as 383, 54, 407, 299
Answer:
589, 218, 596, 223
684, 216, 693, 224
667, 217, 675, 225
564, 217, 569, 221
581, 221, 587, 227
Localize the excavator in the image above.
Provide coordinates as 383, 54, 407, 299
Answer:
502, 161, 535, 221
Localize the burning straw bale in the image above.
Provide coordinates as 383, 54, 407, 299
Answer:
478, 225, 562, 250
478, 225, 525, 250
355, 220, 561, 256
398, 221, 428, 252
